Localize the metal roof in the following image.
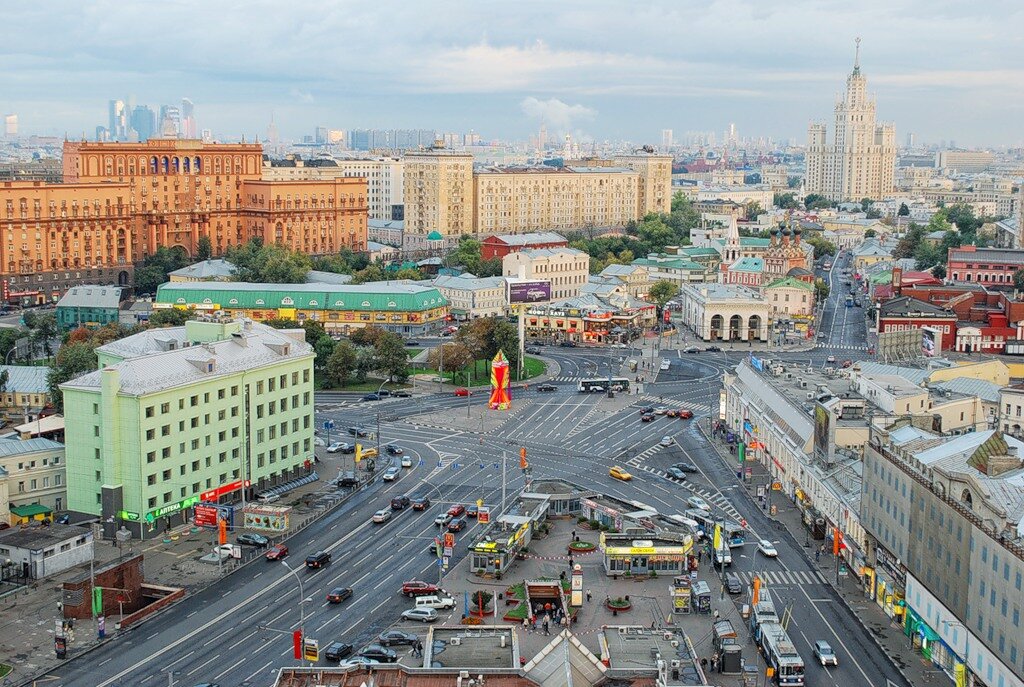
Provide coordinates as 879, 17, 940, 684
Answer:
168, 259, 236, 280
487, 232, 567, 246
931, 378, 1002, 403
0, 365, 49, 393
950, 247, 1024, 264
764, 277, 814, 291
155, 281, 447, 312
56, 285, 123, 309
728, 257, 764, 272
0, 437, 64, 457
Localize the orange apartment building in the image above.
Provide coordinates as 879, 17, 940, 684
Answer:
0, 139, 367, 303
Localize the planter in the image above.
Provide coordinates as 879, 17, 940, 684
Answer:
605, 599, 633, 612
461, 616, 483, 625
567, 542, 596, 554
469, 606, 495, 618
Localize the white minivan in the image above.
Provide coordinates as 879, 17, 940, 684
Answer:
714, 543, 732, 567
415, 594, 456, 610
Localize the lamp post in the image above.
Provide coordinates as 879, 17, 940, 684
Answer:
941, 620, 973, 687
281, 560, 307, 667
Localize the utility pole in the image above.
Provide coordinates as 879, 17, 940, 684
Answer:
501, 450, 507, 516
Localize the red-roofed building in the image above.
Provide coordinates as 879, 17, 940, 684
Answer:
481, 232, 569, 260
947, 245, 1024, 288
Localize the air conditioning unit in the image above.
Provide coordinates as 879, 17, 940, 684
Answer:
451, 638, 462, 646
670, 640, 679, 648
785, 372, 793, 380
663, 632, 673, 640
670, 659, 682, 668
799, 380, 807, 388
459, 670, 470, 678
806, 392, 814, 400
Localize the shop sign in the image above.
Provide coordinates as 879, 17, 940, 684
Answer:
605, 546, 686, 555
145, 495, 200, 523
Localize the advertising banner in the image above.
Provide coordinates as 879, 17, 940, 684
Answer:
242, 504, 291, 531
488, 350, 512, 410
194, 504, 219, 528
508, 281, 551, 304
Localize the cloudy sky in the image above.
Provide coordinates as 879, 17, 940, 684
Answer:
2, 0, 1021, 146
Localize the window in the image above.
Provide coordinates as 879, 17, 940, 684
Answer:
190, 395, 198, 407
161, 424, 170, 436
146, 428, 155, 440
145, 406, 155, 418
161, 402, 170, 413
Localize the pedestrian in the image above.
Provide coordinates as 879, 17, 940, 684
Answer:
713, 609, 720, 621
543, 619, 549, 635
571, 529, 576, 540
815, 549, 820, 563
568, 556, 574, 569
523, 617, 530, 633
700, 657, 708, 670
720, 585, 725, 601
586, 590, 592, 603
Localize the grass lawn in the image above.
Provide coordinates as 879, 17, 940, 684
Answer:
0, 664, 11, 678
410, 356, 546, 386
314, 371, 411, 393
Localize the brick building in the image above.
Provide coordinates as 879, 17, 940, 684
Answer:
480, 231, 568, 261
947, 245, 1024, 288
877, 296, 957, 350
894, 284, 1024, 354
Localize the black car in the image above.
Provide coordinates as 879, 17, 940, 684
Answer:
673, 461, 698, 473
725, 572, 742, 595
559, 341, 577, 347
378, 389, 391, 398
536, 384, 557, 392
326, 586, 354, 603
412, 496, 431, 510
359, 644, 397, 662
385, 444, 403, 455
362, 393, 381, 401
325, 641, 354, 661
305, 550, 331, 569
393, 390, 412, 398
405, 340, 420, 346
348, 427, 369, 437
336, 471, 359, 487
391, 495, 411, 510
237, 533, 269, 547
377, 630, 417, 647
666, 466, 687, 480
447, 516, 466, 532
704, 345, 722, 352
638, 406, 654, 414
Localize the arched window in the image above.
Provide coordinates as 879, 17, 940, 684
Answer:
161, 157, 169, 174
183, 157, 190, 174
172, 157, 180, 174
194, 157, 202, 173
961, 489, 973, 509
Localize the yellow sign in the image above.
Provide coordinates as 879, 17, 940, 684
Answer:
955, 663, 966, 687
471, 541, 498, 553
766, 667, 775, 678
477, 498, 483, 508
605, 546, 686, 556
303, 637, 319, 661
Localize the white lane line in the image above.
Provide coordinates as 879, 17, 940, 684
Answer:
186, 611, 197, 619
185, 653, 221, 677
162, 649, 195, 670
227, 629, 258, 652
244, 660, 273, 684
99, 658, 112, 667
342, 618, 362, 636
795, 582, 877, 686
213, 656, 248, 681
316, 615, 338, 633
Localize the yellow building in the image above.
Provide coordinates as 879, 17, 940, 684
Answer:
403, 149, 474, 236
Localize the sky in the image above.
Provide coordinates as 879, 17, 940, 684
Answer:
2, 0, 1022, 147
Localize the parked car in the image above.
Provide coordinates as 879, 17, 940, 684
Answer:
826, 355, 836, 364
326, 442, 346, 453
412, 496, 431, 511
336, 471, 359, 486
454, 387, 471, 397
447, 516, 466, 532
414, 594, 456, 610
324, 641, 354, 661
725, 572, 742, 595
609, 466, 633, 481
305, 550, 331, 569
758, 539, 778, 557
382, 466, 401, 481
391, 496, 411, 510
677, 409, 693, 419
401, 580, 439, 597
525, 346, 541, 354
704, 345, 722, 352
372, 509, 392, 523
686, 495, 710, 511
405, 340, 419, 346
666, 466, 687, 480
813, 640, 839, 666
660, 435, 673, 447
385, 444, 403, 455
358, 644, 397, 663
326, 587, 353, 604
265, 543, 288, 561
559, 341, 577, 347
362, 393, 381, 401
536, 383, 557, 392
673, 461, 698, 473
377, 630, 418, 647
338, 657, 379, 667
393, 390, 412, 398
401, 607, 439, 623
237, 533, 269, 547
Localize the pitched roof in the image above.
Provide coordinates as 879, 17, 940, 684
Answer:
523, 629, 606, 687
168, 259, 236, 280
764, 277, 814, 291
787, 266, 814, 278
949, 247, 1024, 264
513, 247, 588, 259
0, 438, 64, 458
155, 281, 448, 312
729, 257, 764, 273
632, 258, 705, 271
487, 232, 567, 246
600, 263, 645, 277
0, 365, 49, 394
879, 296, 952, 318
56, 285, 123, 309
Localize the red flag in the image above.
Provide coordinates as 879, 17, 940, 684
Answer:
293, 630, 302, 659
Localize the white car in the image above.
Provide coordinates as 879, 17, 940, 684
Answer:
686, 495, 710, 511
382, 466, 401, 481
372, 509, 392, 523
659, 360, 670, 371
326, 442, 345, 453
401, 607, 439, 623
758, 539, 778, 557
660, 436, 673, 447
400, 455, 413, 468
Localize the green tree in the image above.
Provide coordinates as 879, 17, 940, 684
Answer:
47, 342, 99, 411
860, 198, 873, 213
350, 265, 386, 284
0, 369, 9, 394
475, 258, 503, 277
134, 246, 190, 294
864, 228, 878, 238
491, 319, 521, 376
893, 223, 925, 259
374, 332, 410, 383
1013, 268, 1024, 293
392, 268, 424, 281
636, 216, 674, 250
898, 202, 910, 217
313, 336, 336, 372
805, 236, 837, 260
804, 193, 831, 211
0, 328, 21, 362
670, 190, 691, 212
745, 202, 763, 221
648, 280, 679, 309
325, 340, 357, 388
428, 342, 475, 383
449, 237, 485, 273
28, 313, 58, 358
913, 242, 942, 270
197, 235, 213, 261
932, 264, 947, 280
353, 347, 376, 383
261, 318, 296, 329
350, 325, 386, 347
149, 307, 194, 327
814, 278, 831, 303
773, 192, 800, 210
226, 239, 311, 283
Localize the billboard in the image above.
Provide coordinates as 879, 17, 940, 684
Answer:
877, 328, 923, 362
921, 327, 939, 357
813, 403, 831, 463
242, 504, 291, 531
508, 281, 551, 304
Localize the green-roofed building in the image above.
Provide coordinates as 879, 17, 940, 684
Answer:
155, 281, 449, 335
632, 253, 715, 284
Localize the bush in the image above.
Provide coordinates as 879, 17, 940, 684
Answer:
577, 516, 587, 524
588, 519, 600, 529
461, 616, 483, 625
471, 590, 494, 608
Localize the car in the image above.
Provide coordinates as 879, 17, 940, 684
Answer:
660, 436, 673, 447
257, 493, 281, 504
362, 393, 381, 401
677, 409, 693, 419
401, 580, 440, 597
405, 340, 420, 346
826, 355, 836, 364
447, 516, 466, 532
190, 684, 220, 687
391, 495, 411, 510
358, 644, 397, 663
818, 333, 826, 340
338, 657, 379, 668
400, 455, 412, 468
377, 389, 391, 398
757, 539, 778, 557
213, 544, 235, 559
704, 345, 722, 352
237, 533, 269, 547
372, 508, 392, 523
725, 572, 742, 595
653, 407, 668, 415
559, 341, 577, 347
665, 409, 678, 418
673, 461, 698, 473
426, 538, 440, 555
813, 640, 839, 666
638, 406, 654, 415
466, 503, 479, 518
454, 387, 471, 397
378, 629, 418, 646
336, 471, 359, 487
447, 504, 466, 517
393, 390, 412, 398
348, 427, 369, 437
666, 466, 687, 480
326, 587, 354, 604
683, 345, 701, 353
434, 512, 453, 527
640, 413, 655, 423
525, 346, 541, 354
412, 496, 431, 510
305, 550, 331, 569
265, 543, 288, 561
609, 466, 633, 481
414, 594, 456, 609
536, 383, 557, 392
382, 466, 401, 481
324, 641, 354, 661
326, 442, 346, 453
339, 443, 356, 454
385, 444, 403, 455
401, 607, 439, 623
686, 495, 710, 511
841, 360, 852, 369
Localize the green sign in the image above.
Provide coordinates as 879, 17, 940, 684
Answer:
737, 442, 746, 463
145, 495, 200, 523
92, 587, 102, 616
118, 510, 140, 522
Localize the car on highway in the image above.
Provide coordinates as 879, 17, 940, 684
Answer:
305, 550, 331, 569
401, 607, 439, 623
358, 644, 397, 663
683, 345, 701, 353
826, 355, 836, 364
382, 466, 401, 481
401, 580, 440, 597
704, 345, 722, 352
265, 543, 288, 561
559, 341, 577, 347
447, 516, 466, 532
391, 495, 410, 510
466, 503, 479, 518
434, 512, 453, 527
372, 508, 392, 523
666, 466, 687, 480
362, 393, 381, 401
412, 496, 431, 510
638, 406, 654, 414
686, 495, 710, 511
660, 436, 673, 447
326, 587, 354, 604
536, 383, 557, 392
454, 387, 471, 397
336, 471, 359, 487
447, 504, 466, 517
525, 346, 541, 354
659, 360, 670, 371
758, 539, 778, 557
237, 533, 269, 547
677, 409, 693, 419
324, 641, 354, 661
393, 389, 412, 398
725, 572, 742, 595
378, 629, 418, 647
609, 466, 633, 481
401, 455, 413, 468
653, 407, 669, 415
813, 640, 839, 666
640, 413, 655, 423
405, 340, 419, 346
385, 444, 403, 455
673, 461, 698, 473
348, 426, 369, 437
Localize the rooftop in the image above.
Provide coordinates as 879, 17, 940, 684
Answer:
678, 283, 764, 302
601, 626, 701, 682
0, 365, 49, 394
950, 247, 1024, 264
728, 256, 764, 273
0, 523, 91, 550
879, 296, 953, 318
424, 627, 519, 669
487, 232, 567, 246
56, 285, 123, 309
510, 247, 588, 260
156, 281, 448, 312
168, 259, 236, 280
432, 275, 508, 291
0, 437, 64, 458
305, 270, 353, 285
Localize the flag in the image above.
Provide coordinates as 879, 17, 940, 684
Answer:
488, 350, 511, 410
520, 447, 528, 470
713, 523, 722, 551
752, 575, 761, 606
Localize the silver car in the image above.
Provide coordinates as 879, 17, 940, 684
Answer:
401, 607, 439, 623
382, 466, 401, 482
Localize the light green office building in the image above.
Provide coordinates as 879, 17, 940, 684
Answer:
62, 318, 316, 539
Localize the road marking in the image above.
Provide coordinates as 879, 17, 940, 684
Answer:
213, 656, 247, 681
342, 618, 362, 636
227, 629, 258, 651
186, 611, 197, 619
316, 615, 338, 633
162, 649, 195, 670
244, 660, 274, 684
795, 580, 877, 686
98, 658, 111, 667
185, 653, 221, 677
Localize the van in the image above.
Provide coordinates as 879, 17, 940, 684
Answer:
714, 543, 732, 567
415, 594, 456, 610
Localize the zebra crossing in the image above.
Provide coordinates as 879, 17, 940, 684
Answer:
733, 569, 828, 586
637, 465, 742, 521
637, 396, 710, 413
625, 444, 667, 467
820, 344, 869, 351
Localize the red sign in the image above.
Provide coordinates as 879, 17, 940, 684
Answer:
293, 630, 303, 660
200, 479, 250, 503
444, 532, 455, 548
663, 309, 670, 323
194, 504, 219, 528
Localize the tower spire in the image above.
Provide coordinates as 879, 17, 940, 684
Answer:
853, 37, 861, 74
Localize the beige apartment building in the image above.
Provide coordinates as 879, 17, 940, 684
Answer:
404, 149, 474, 236
503, 247, 589, 300
0, 438, 67, 518
263, 156, 404, 221
612, 154, 673, 216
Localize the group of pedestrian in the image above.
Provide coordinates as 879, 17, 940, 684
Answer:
411, 639, 424, 657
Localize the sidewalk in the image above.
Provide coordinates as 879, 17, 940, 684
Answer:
701, 423, 939, 687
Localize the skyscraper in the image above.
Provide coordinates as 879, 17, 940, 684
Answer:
159, 105, 181, 138
108, 100, 127, 141
805, 39, 896, 202
180, 98, 197, 139
130, 105, 156, 142
661, 129, 673, 150
4, 114, 17, 137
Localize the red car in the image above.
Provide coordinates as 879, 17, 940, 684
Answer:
447, 504, 466, 517
677, 410, 693, 419
265, 543, 288, 561
841, 360, 853, 369
401, 580, 440, 597
454, 388, 471, 397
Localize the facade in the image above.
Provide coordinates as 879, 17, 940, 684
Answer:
877, 296, 957, 349
524, 294, 655, 344
168, 258, 236, 282
0, 438, 66, 518
722, 257, 764, 287
935, 150, 995, 173
948, 246, 1024, 288
429, 275, 507, 320
610, 154, 673, 216
805, 45, 897, 202
764, 277, 815, 318
598, 264, 650, 298
403, 149, 475, 236
676, 283, 770, 341
503, 247, 589, 301
55, 285, 124, 329
155, 281, 448, 336
0, 524, 93, 580
62, 319, 315, 538
262, 156, 404, 221
696, 184, 773, 209
480, 232, 569, 261
632, 254, 714, 285
0, 365, 50, 410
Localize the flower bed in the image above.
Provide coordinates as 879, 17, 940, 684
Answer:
503, 602, 529, 622
605, 597, 632, 612
461, 616, 483, 625
567, 541, 596, 554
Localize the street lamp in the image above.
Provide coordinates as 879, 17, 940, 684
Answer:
280, 560, 307, 667
941, 620, 972, 687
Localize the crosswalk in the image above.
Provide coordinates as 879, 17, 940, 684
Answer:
636, 464, 742, 520
819, 344, 869, 351
733, 569, 828, 586
637, 396, 710, 413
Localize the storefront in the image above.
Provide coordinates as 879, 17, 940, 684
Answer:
600, 534, 692, 577
871, 547, 906, 621
468, 518, 533, 577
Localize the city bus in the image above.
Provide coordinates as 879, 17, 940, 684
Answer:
758, 622, 805, 686
577, 377, 630, 393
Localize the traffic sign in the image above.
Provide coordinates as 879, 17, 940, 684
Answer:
303, 637, 319, 661
443, 546, 453, 557
323, 420, 334, 430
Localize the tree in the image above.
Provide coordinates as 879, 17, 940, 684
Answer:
475, 258, 503, 277
932, 264, 947, 280
0, 369, 9, 394
449, 237, 485, 273
898, 202, 910, 217
805, 236, 837, 260
28, 313, 58, 359
648, 280, 679, 309
491, 319, 521, 376
134, 246, 190, 294
745, 202, 763, 221
374, 332, 410, 383
325, 341, 357, 388
196, 235, 213, 261
47, 342, 99, 411
636, 216, 674, 250
227, 239, 311, 283
261, 318, 296, 329
814, 278, 831, 303
773, 192, 800, 210
893, 223, 925, 259
860, 198, 873, 213
353, 347, 376, 383
350, 326, 386, 347
149, 307, 194, 327
913, 242, 942, 270
349, 265, 386, 285
428, 342, 475, 382
804, 193, 831, 211
866, 207, 882, 219
864, 228, 877, 238
0, 328, 21, 362
314, 336, 336, 372
392, 268, 424, 281
1013, 268, 1024, 293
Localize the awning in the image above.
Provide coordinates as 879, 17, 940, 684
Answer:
11, 504, 52, 517
258, 471, 319, 498
916, 622, 940, 642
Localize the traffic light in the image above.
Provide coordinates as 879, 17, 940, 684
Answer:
292, 630, 302, 660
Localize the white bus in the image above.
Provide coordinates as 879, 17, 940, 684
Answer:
758, 622, 805, 686
577, 377, 630, 393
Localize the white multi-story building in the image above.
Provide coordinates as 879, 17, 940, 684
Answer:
263, 156, 404, 221
430, 275, 508, 320
805, 41, 896, 202
503, 247, 589, 301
